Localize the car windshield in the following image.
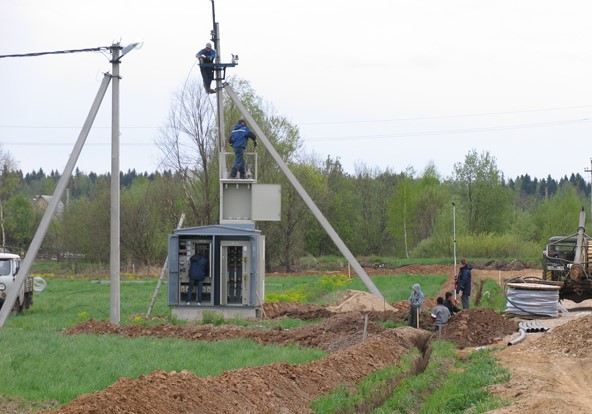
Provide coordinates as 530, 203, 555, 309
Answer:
0, 259, 11, 276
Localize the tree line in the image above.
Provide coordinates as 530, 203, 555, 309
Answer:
1, 78, 590, 271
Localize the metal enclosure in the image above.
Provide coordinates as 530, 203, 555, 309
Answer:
220, 181, 281, 223
168, 225, 265, 320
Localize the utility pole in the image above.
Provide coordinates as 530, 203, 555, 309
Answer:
585, 158, 592, 215
110, 43, 121, 325
109, 41, 142, 325
452, 202, 457, 302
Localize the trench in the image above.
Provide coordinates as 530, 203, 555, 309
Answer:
332, 333, 434, 414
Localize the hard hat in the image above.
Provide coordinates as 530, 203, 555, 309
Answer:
206, 42, 212, 48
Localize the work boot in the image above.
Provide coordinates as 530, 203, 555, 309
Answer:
208, 87, 217, 94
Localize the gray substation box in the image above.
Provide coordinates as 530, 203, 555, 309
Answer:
168, 225, 265, 319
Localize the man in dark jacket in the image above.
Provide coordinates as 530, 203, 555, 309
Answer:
444, 291, 461, 315
456, 259, 473, 309
196, 42, 217, 94
186, 251, 209, 305
228, 118, 257, 179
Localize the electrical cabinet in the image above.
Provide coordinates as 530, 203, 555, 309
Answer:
168, 225, 264, 318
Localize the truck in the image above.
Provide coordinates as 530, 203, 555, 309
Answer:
0, 252, 34, 315
542, 207, 592, 302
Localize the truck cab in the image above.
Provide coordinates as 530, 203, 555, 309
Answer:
0, 252, 34, 315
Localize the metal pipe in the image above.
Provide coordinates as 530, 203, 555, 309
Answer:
508, 329, 526, 346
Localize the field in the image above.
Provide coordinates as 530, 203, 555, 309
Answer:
1, 263, 592, 413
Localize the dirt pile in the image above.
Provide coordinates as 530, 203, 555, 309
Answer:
66, 312, 388, 353
440, 308, 518, 348
327, 290, 397, 313
42, 328, 432, 414
526, 314, 592, 357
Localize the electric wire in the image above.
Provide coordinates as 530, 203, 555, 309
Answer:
298, 104, 592, 125
3, 117, 591, 147
0, 47, 110, 59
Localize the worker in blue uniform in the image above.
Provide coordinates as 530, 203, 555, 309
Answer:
196, 42, 216, 93
228, 118, 257, 179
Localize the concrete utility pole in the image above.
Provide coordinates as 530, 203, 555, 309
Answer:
224, 84, 384, 299
110, 44, 121, 325
109, 41, 142, 325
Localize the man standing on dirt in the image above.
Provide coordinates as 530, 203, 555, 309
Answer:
408, 283, 424, 328
456, 259, 473, 309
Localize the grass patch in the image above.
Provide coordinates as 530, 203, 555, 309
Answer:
0, 278, 326, 404
309, 341, 510, 414
265, 273, 448, 305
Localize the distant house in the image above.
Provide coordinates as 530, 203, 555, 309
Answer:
32, 195, 65, 217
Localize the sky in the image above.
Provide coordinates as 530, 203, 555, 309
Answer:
1, 0, 592, 182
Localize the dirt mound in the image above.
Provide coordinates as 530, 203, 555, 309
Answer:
440, 308, 518, 348
43, 328, 432, 414
66, 312, 388, 353
526, 314, 592, 357
327, 290, 398, 313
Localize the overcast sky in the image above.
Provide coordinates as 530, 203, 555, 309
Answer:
1, 0, 592, 182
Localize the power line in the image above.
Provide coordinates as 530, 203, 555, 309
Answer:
0, 125, 159, 129
298, 104, 592, 125
304, 118, 592, 142
1, 142, 153, 147
2, 118, 590, 147
2, 104, 590, 131
0, 47, 110, 59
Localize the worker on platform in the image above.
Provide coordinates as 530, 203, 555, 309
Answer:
228, 118, 257, 179
196, 42, 216, 94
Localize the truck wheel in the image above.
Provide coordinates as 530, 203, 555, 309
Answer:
24, 292, 33, 309
11, 298, 21, 316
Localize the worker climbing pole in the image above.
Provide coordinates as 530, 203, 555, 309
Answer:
195, 42, 216, 94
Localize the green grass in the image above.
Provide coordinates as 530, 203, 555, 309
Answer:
310, 341, 510, 414
0, 277, 326, 404
265, 273, 448, 304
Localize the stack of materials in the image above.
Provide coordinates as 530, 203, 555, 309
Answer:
505, 282, 560, 317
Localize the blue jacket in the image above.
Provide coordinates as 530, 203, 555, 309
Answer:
229, 123, 256, 149
197, 47, 216, 63
456, 263, 473, 295
189, 254, 208, 280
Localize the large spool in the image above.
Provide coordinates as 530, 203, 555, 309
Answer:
505, 282, 560, 317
